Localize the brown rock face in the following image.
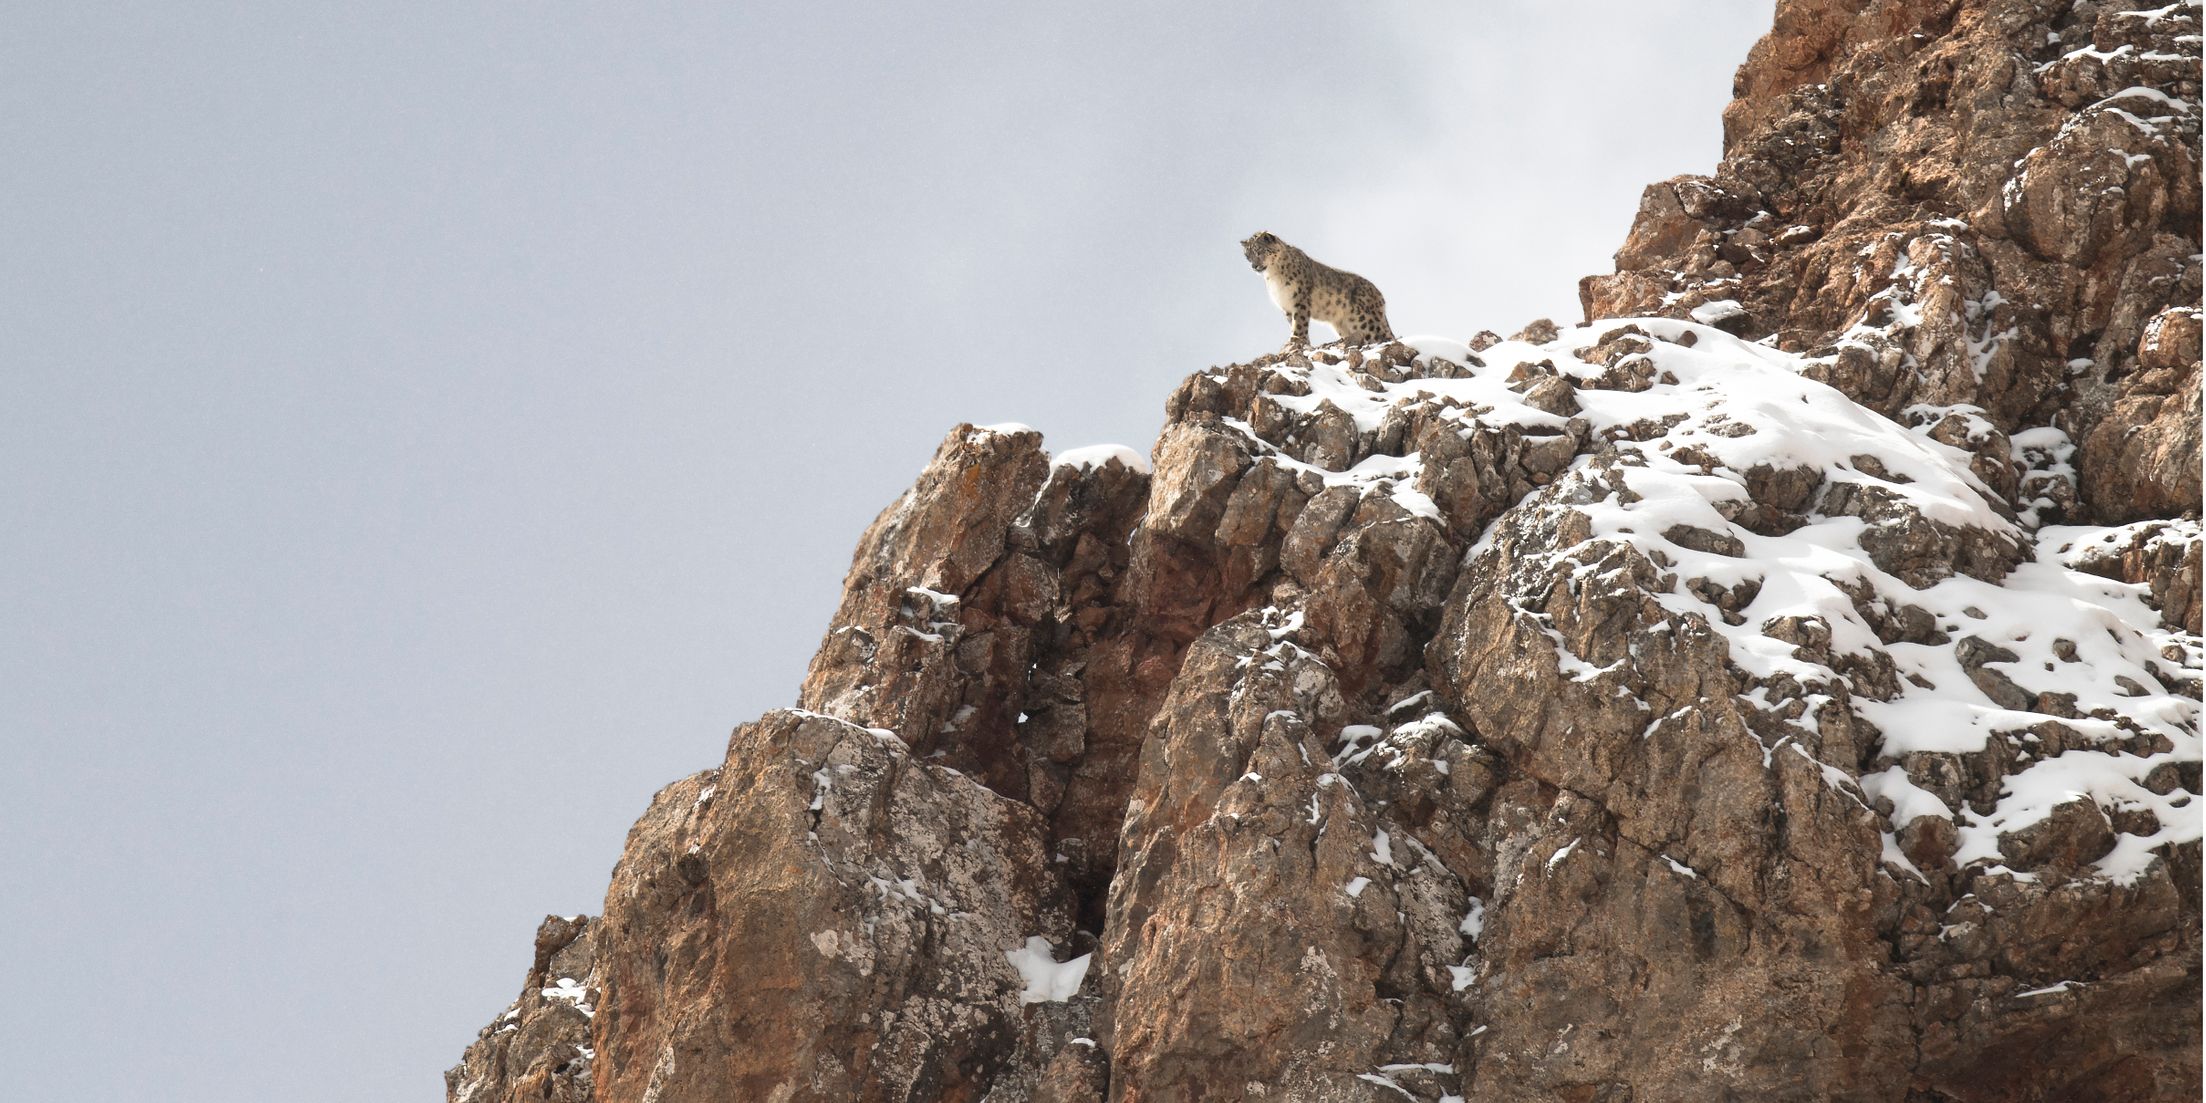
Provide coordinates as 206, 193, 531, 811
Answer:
1581, 0, 2202, 525
798, 424, 1172, 926
453, 4, 2202, 1100
585, 713, 1081, 1102
447, 916, 599, 1103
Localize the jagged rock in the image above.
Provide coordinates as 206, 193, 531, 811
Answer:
587, 710, 1087, 1103
795, 424, 1166, 918
446, 916, 599, 1103
1510, 317, 1560, 344
1033, 1040, 1110, 1103
797, 423, 1055, 801
2076, 346, 2201, 523
2055, 518, 2204, 636
1101, 613, 1464, 1100
1580, 0, 2204, 525
453, 319, 2199, 1101
452, 4, 2202, 1100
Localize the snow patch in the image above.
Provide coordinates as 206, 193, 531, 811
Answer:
1004, 937, 1092, 1004
1052, 443, 1152, 474
540, 976, 595, 1017
1689, 299, 1746, 325
1546, 837, 1581, 871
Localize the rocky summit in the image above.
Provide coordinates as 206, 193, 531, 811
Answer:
448, 2, 2201, 1100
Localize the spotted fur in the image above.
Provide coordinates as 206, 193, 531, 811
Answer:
1239, 231, 1395, 347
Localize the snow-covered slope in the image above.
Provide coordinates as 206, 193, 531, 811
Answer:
1243, 321, 2198, 889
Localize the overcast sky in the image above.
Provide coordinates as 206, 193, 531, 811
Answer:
3, 4, 1772, 1099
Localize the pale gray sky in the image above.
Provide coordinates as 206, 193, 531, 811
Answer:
2, 3, 1770, 1099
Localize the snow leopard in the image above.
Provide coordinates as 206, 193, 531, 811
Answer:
1239, 231, 1396, 347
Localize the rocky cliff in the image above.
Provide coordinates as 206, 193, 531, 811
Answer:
448, 2, 2202, 1100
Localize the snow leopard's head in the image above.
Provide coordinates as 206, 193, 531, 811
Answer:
1240, 232, 1282, 271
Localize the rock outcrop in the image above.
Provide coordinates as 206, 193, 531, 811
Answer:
1582, 0, 2202, 526
451, 3, 2201, 1100
448, 915, 598, 1103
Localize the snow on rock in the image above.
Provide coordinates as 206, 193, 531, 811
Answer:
539, 976, 595, 1017
1113, 315, 2196, 1097
1004, 936, 1092, 1004
1052, 442, 1153, 474
1545, 837, 1582, 872
1459, 897, 1485, 940
1337, 318, 2204, 887
1210, 322, 2192, 868
445, 915, 598, 1103
1688, 298, 1747, 325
